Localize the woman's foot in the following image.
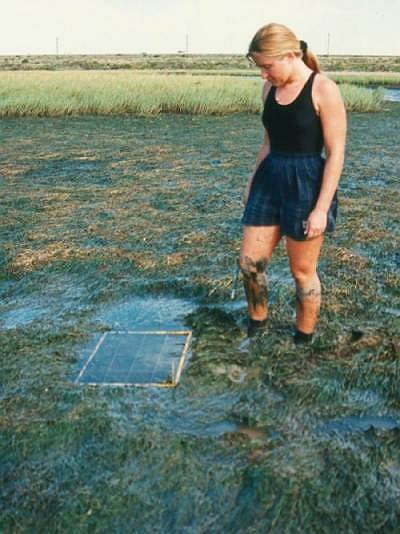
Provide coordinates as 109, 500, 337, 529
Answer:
248, 317, 268, 338
293, 329, 314, 345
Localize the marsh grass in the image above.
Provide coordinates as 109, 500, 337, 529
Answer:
338, 83, 385, 111
0, 105, 399, 531
0, 70, 385, 118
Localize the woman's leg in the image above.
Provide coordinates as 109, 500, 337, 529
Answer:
285, 235, 324, 334
239, 225, 281, 321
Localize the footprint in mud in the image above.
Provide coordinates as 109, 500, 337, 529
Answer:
210, 363, 261, 384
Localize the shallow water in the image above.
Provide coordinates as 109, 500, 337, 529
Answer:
0, 273, 90, 329
90, 294, 195, 331
384, 88, 400, 102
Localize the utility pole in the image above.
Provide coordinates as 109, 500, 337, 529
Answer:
185, 34, 189, 55
56, 37, 59, 56
327, 33, 330, 56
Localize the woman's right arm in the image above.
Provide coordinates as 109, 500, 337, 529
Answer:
242, 82, 272, 206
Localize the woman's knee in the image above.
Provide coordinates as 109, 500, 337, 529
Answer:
239, 254, 269, 277
290, 266, 319, 286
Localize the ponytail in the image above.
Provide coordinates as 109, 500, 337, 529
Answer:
300, 41, 321, 73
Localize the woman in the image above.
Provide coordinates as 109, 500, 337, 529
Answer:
240, 23, 347, 343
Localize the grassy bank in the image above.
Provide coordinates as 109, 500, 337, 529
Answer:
0, 104, 399, 531
0, 71, 385, 118
1, 53, 400, 72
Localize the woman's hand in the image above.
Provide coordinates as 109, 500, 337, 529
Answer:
304, 209, 327, 239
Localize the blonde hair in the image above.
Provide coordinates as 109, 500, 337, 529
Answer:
247, 23, 321, 73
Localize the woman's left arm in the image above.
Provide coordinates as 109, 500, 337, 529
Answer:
305, 77, 347, 239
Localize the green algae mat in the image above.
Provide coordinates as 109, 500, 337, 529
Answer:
0, 106, 399, 532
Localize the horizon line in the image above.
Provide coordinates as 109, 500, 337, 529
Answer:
1, 52, 399, 58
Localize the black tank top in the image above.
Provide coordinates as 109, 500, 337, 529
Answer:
262, 71, 323, 154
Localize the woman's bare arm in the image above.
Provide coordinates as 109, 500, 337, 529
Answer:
305, 76, 347, 238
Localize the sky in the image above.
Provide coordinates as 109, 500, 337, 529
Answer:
2, 0, 399, 56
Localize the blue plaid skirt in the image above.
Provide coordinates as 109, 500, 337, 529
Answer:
242, 151, 338, 241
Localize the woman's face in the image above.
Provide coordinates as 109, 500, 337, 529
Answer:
250, 52, 293, 86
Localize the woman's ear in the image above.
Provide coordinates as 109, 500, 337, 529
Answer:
280, 52, 294, 65
286, 51, 296, 62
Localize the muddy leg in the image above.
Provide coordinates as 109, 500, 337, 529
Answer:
295, 276, 322, 334
240, 256, 269, 321
239, 226, 280, 336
